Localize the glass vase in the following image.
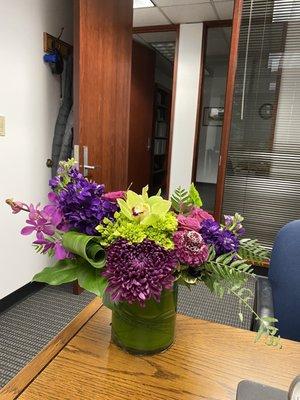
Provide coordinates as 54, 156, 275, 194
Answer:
107, 285, 178, 355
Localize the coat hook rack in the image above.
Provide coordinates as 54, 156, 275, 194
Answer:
43, 30, 73, 58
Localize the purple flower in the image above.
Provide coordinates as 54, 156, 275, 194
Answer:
224, 214, 245, 237
51, 173, 118, 235
200, 219, 239, 256
33, 237, 71, 260
173, 230, 209, 266
103, 239, 177, 306
21, 204, 56, 239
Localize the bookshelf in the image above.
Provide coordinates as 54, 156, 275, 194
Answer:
150, 84, 172, 195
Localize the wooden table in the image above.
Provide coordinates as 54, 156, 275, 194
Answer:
10, 306, 300, 399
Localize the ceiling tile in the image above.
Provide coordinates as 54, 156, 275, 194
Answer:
133, 7, 171, 27
161, 3, 217, 23
154, 0, 209, 5
214, 1, 234, 19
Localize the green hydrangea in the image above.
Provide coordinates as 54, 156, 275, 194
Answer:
96, 211, 177, 250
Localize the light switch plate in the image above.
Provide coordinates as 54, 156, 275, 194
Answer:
0, 116, 5, 136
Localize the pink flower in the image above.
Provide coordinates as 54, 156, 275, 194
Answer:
173, 230, 209, 267
190, 207, 214, 224
102, 191, 125, 202
177, 215, 201, 231
6, 199, 29, 214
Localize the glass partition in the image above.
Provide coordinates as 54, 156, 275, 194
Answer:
195, 26, 231, 212
222, 0, 300, 247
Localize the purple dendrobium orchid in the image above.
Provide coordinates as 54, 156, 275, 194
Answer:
41, 204, 63, 227
33, 238, 70, 260
21, 217, 55, 239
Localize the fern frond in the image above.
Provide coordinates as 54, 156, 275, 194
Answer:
202, 256, 281, 348
238, 238, 270, 264
171, 186, 192, 214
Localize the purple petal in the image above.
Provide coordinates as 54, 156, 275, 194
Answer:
54, 243, 69, 260
21, 226, 36, 235
43, 225, 55, 236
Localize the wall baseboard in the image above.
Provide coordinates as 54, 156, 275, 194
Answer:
0, 282, 45, 314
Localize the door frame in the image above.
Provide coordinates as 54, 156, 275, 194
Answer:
191, 19, 233, 216
132, 24, 180, 197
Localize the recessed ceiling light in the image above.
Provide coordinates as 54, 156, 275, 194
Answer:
133, 0, 155, 9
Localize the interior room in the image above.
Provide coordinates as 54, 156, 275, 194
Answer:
0, 0, 299, 399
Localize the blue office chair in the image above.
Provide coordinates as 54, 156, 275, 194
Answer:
254, 220, 300, 341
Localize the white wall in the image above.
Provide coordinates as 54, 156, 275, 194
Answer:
0, 0, 73, 299
168, 23, 203, 195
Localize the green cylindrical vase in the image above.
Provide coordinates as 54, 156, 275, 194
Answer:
109, 285, 178, 355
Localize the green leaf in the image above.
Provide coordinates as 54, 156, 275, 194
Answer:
62, 231, 106, 269
77, 264, 108, 297
188, 183, 203, 207
33, 258, 108, 298
32, 259, 79, 285
180, 270, 198, 284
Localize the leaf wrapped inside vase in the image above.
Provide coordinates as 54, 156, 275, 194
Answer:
62, 231, 106, 269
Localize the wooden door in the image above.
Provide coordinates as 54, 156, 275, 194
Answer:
74, 0, 133, 192
128, 40, 156, 192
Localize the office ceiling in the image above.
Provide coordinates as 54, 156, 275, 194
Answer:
133, 0, 234, 27
133, 31, 177, 62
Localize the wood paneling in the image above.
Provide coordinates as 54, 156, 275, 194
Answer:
0, 298, 102, 400
214, 0, 244, 221
128, 40, 156, 192
20, 307, 300, 400
132, 25, 179, 34
74, 0, 133, 191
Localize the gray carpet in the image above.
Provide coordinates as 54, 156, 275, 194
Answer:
0, 284, 95, 388
177, 278, 256, 330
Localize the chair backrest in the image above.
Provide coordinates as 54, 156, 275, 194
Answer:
269, 220, 300, 341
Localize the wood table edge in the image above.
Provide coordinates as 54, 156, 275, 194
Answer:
0, 297, 103, 400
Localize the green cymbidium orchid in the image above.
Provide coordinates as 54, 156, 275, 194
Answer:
117, 186, 171, 226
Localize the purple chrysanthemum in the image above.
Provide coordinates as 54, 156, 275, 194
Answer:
200, 219, 239, 255
103, 239, 177, 306
50, 168, 118, 235
173, 230, 209, 267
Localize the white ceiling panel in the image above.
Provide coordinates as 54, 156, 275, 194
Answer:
214, 1, 234, 19
161, 3, 217, 23
133, 7, 171, 27
153, 0, 210, 6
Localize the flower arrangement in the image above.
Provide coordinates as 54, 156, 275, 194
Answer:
7, 159, 280, 350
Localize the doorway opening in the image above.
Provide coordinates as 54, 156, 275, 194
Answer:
193, 22, 232, 214
128, 26, 178, 195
